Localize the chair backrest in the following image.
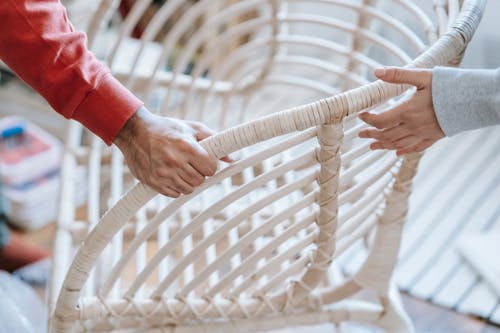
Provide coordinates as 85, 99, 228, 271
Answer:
86, 0, 439, 127
58, 0, 443, 232
50, 0, 486, 332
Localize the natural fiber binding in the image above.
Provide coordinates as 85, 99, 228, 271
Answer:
50, 1, 485, 332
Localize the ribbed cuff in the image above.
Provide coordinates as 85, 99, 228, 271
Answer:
71, 73, 144, 145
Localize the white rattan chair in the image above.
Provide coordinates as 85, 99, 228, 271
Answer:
49, 0, 485, 332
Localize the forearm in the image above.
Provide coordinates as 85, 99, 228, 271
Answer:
432, 66, 500, 136
0, 0, 143, 144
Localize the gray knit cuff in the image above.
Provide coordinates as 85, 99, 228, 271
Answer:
432, 67, 500, 137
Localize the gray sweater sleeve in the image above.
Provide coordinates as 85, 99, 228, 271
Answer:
432, 66, 500, 136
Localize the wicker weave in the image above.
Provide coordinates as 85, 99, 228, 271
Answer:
49, 1, 485, 332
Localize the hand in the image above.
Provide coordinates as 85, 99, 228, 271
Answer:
114, 106, 228, 197
358, 67, 445, 156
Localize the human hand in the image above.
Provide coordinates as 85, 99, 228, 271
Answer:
358, 67, 445, 156
114, 106, 229, 197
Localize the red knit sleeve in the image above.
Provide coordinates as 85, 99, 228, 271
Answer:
0, 0, 143, 145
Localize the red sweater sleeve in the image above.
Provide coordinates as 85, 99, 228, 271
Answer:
0, 0, 143, 145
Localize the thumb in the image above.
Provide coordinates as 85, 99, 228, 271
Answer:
189, 121, 234, 163
187, 121, 215, 141
375, 67, 430, 89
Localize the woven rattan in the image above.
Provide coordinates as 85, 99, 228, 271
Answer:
49, 1, 485, 332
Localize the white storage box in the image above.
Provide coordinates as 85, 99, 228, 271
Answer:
2, 166, 87, 230
0, 116, 87, 230
0, 116, 62, 186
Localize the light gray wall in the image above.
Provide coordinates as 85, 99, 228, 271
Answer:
459, 0, 500, 69
418, 0, 499, 68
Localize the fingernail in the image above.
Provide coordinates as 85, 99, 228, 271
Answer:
227, 154, 238, 162
370, 143, 379, 150
358, 131, 366, 138
374, 67, 386, 77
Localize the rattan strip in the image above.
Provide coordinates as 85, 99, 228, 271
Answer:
170, 13, 413, 90
207, 213, 317, 298
108, 0, 429, 94
99, 129, 317, 297
286, 123, 342, 304
353, 153, 421, 295
86, 0, 120, 50
119, 0, 188, 88
142, 171, 318, 299
117, 150, 316, 298
78, 299, 383, 331
174, 189, 318, 298
106, 0, 154, 66
228, 223, 317, 297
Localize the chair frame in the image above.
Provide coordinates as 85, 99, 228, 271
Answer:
49, 0, 486, 332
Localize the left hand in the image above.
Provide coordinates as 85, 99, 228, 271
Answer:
114, 107, 231, 198
358, 67, 445, 156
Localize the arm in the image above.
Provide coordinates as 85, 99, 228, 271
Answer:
0, 0, 141, 144
358, 66, 500, 155
0, 0, 220, 197
433, 66, 500, 136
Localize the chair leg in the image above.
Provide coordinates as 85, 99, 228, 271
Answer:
375, 284, 415, 333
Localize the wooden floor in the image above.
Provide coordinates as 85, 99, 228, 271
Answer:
396, 126, 500, 324
264, 295, 500, 332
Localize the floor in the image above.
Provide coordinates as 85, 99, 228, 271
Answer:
338, 126, 500, 326
14, 223, 500, 333
261, 294, 500, 332
396, 127, 500, 323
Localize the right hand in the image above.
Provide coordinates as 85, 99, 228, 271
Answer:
114, 106, 227, 197
358, 67, 445, 156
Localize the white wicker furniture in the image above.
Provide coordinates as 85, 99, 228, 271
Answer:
49, 0, 485, 332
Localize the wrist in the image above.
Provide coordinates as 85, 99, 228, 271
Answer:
113, 106, 153, 149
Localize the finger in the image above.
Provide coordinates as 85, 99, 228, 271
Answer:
191, 122, 216, 141
396, 139, 436, 156
359, 107, 403, 130
359, 124, 409, 142
188, 122, 235, 163
148, 181, 180, 198
220, 155, 234, 163
391, 135, 421, 149
370, 141, 393, 150
189, 144, 218, 177
370, 135, 418, 150
179, 164, 205, 187
172, 176, 195, 195
159, 187, 181, 198
189, 123, 233, 163
374, 67, 431, 89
